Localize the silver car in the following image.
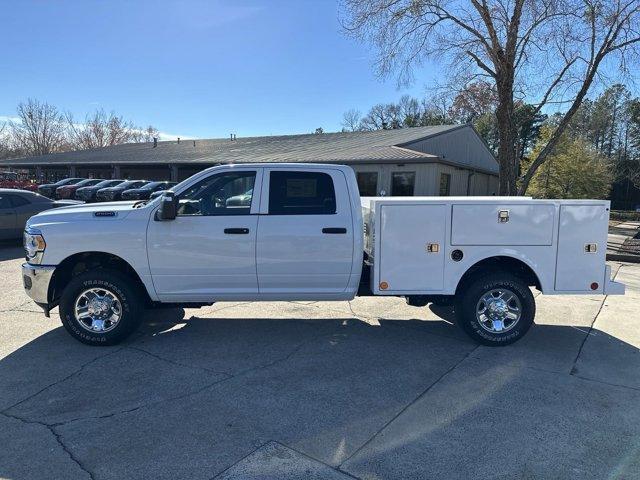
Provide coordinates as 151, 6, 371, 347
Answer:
0, 189, 81, 240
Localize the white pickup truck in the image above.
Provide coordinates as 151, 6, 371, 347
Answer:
22, 163, 624, 346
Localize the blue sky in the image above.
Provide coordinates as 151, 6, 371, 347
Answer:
1, 0, 436, 139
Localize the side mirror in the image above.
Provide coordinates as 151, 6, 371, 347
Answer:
155, 192, 177, 221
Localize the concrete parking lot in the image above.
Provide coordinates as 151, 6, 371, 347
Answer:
1, 242, 639, 480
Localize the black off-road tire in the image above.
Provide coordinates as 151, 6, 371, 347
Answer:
456, 272, 535, 346
59, 269, 144, 346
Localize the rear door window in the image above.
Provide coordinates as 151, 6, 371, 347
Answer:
10, 195, 30, 207
268, 171, 336, 215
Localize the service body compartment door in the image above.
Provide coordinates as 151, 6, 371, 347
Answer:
555, 205, 608, 292
451, 204, 555, 246
379, 204, 446, 291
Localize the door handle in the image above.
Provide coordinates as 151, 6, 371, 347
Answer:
224, 228, 249, 234
322, 227, 347, 234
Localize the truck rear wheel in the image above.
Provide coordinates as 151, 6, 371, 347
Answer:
456, 272, 535, 346
59, 269, 144, 346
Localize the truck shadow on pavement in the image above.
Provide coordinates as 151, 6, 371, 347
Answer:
1, 308, 640, 480
0, 241, 23, 261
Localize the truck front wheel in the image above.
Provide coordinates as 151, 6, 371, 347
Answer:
59, 269, 144, 346
457, 273, 535, 346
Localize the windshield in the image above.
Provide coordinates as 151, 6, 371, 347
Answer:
55, 178, 83, 186
93, 179, 124, 188
114, 180, 141, 189
75, 179, 101, 187
0, 172, 18, 181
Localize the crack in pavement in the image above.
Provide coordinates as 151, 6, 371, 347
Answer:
569, 262, 623, 377
338, 345, 480, 468
0, 410, 95, 480
1, 347, 125, 414
209, 440, 275, 480
209, 440, 363, 480
272, 441, 363, 480
5, 326, 339, 430
569, 372, 640, 392
126, 345, 232, 377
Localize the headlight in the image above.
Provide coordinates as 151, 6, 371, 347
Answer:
24, 228, 46, 263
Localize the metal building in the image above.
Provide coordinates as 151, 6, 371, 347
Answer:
1, 124, 499, 196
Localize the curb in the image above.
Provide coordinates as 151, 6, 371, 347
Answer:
607, 252, 640, 264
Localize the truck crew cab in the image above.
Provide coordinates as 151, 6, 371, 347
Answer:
22, 164, 624, 346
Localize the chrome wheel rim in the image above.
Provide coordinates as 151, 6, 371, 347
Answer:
476, 288, 522, 333
74, 287, 122, 333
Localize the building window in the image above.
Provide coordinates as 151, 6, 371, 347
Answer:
391, 172, 415, 196
357, 172, 378, 196
269, 171, 336, 215
439, 173, 451, 196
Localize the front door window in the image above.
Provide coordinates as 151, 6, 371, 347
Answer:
178, 171, 256, 216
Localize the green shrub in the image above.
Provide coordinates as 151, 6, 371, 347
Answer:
610, 210, 640, 221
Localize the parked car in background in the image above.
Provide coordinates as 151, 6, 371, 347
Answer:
96, 180, 149, 202
38, 178, 84, 198
121, 181, 177, 200
76, 179, 125, 203
0, 171, 39, 192
0, 189, 81, 240
55, 178, 103, 199
149, 189, 172, 200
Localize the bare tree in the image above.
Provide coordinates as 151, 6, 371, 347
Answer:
131, 125, 160, 143
342, 0, 640, 195
0, 122, 8, 158
361, 103, 401, 129
341, 108, 363, 131
144, 126, 160, 142
67, 109, 155, 149
10, 99, 68, 155
398, 94, 422, 126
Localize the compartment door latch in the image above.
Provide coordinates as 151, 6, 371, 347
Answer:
498, 210, 510, 223
426, 243, 440, 253
585, 243, 598, 253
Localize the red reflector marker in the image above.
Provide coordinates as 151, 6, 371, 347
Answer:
590, 282, 599, 291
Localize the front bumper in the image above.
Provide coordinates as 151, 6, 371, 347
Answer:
22, 263, 55, 310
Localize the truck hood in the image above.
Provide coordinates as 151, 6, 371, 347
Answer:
27, 201, 139, 228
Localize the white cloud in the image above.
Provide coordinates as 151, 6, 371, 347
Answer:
157, 131, 195, 141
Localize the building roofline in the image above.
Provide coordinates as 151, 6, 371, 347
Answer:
397, 123, 498, 164
0, 156, 499, 176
